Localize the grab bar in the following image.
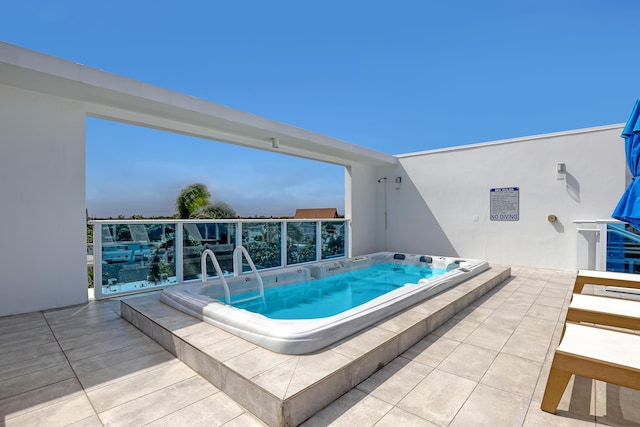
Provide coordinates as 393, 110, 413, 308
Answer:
232, 246, 265, 306
201, 249, 231, 304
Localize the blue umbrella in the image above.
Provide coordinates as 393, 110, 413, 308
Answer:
612, 99, 640, 229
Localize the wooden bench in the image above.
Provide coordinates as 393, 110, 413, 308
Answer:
573, 269, 640, 294
567, 293, 640, 331
542, 271, 640, 413
566, 270, 640, 332
541, 323, 640, 414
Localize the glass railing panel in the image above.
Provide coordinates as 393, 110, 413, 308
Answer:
606, 223, 640, 273
92, 218, 349, 298
321, 221, 346, 260
183, 222, 236, 280
287, 222, 317, 265
101, 223, 176, 295
242, 222, 282, 270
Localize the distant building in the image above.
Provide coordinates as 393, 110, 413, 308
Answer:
294, 208, 340, 219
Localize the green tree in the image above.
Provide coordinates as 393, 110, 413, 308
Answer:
190, 201, 237, 219
175, 183, 211, 219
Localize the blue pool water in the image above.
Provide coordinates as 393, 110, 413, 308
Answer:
230, 263, 448, 319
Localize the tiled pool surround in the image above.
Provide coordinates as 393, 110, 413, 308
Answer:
121, 265, 510, 426
160, 252, 490, 354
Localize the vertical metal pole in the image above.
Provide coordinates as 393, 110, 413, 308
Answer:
316, 220, 322, 261
93, 223, 102, 299
344, 220, 350, 258
282, 221, 287, 267
176, 222, 184, 284
595, 222, 608, 271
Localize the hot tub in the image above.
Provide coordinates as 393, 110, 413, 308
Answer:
160, 252, 489, 354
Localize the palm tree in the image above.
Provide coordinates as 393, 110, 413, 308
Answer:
175, 183, 211, 219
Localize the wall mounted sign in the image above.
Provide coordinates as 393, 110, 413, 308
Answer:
490, 187, 519, 221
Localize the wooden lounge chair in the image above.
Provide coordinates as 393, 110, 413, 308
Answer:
566, 270, 640, 333
541, 322, 640, 414
572, 269, 640, 294
567, 293, 640, 331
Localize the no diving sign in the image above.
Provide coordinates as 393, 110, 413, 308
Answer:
490, 187, 519, 221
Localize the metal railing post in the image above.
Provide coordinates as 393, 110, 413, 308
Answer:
282, 221, 287, 267
343, 220, 350, 258
176, 222, 184, 284
316, 221, 322, 261
92, 222, 102, 299
595, 222, 608, 271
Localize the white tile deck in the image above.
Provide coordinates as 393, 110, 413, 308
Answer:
1, 266, 639, 426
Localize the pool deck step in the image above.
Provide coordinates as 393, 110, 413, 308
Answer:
121, 266, 511, 427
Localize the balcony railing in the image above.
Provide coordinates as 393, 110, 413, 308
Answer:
574, 219, 640, 273
90, 219, 349, 299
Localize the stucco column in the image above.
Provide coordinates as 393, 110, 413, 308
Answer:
0, 84, 88, 315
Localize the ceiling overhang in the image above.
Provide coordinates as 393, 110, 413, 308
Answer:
0, 42, 397, 167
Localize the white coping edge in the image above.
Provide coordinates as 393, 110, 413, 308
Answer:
397, 124, 624, 159
160, 252, 489, 354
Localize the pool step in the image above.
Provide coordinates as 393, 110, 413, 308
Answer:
121, 266, 510, 427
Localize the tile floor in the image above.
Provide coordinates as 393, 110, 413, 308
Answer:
1, 265, 639, 426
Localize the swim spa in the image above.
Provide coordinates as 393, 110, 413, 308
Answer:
160, 251, 489, 354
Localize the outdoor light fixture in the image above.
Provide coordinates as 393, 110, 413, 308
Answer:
271, 138, 280, 149
556, 163, 566, 180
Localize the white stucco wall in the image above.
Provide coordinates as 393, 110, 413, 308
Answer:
345, 163, 380, 256
0, 43, 398, 317
0, 43, 629, 317
0, 84, 88, 315
0, 81, 385, 317
384, 126, 626, 270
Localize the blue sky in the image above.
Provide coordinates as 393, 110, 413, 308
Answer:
3, 1, 640, 217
